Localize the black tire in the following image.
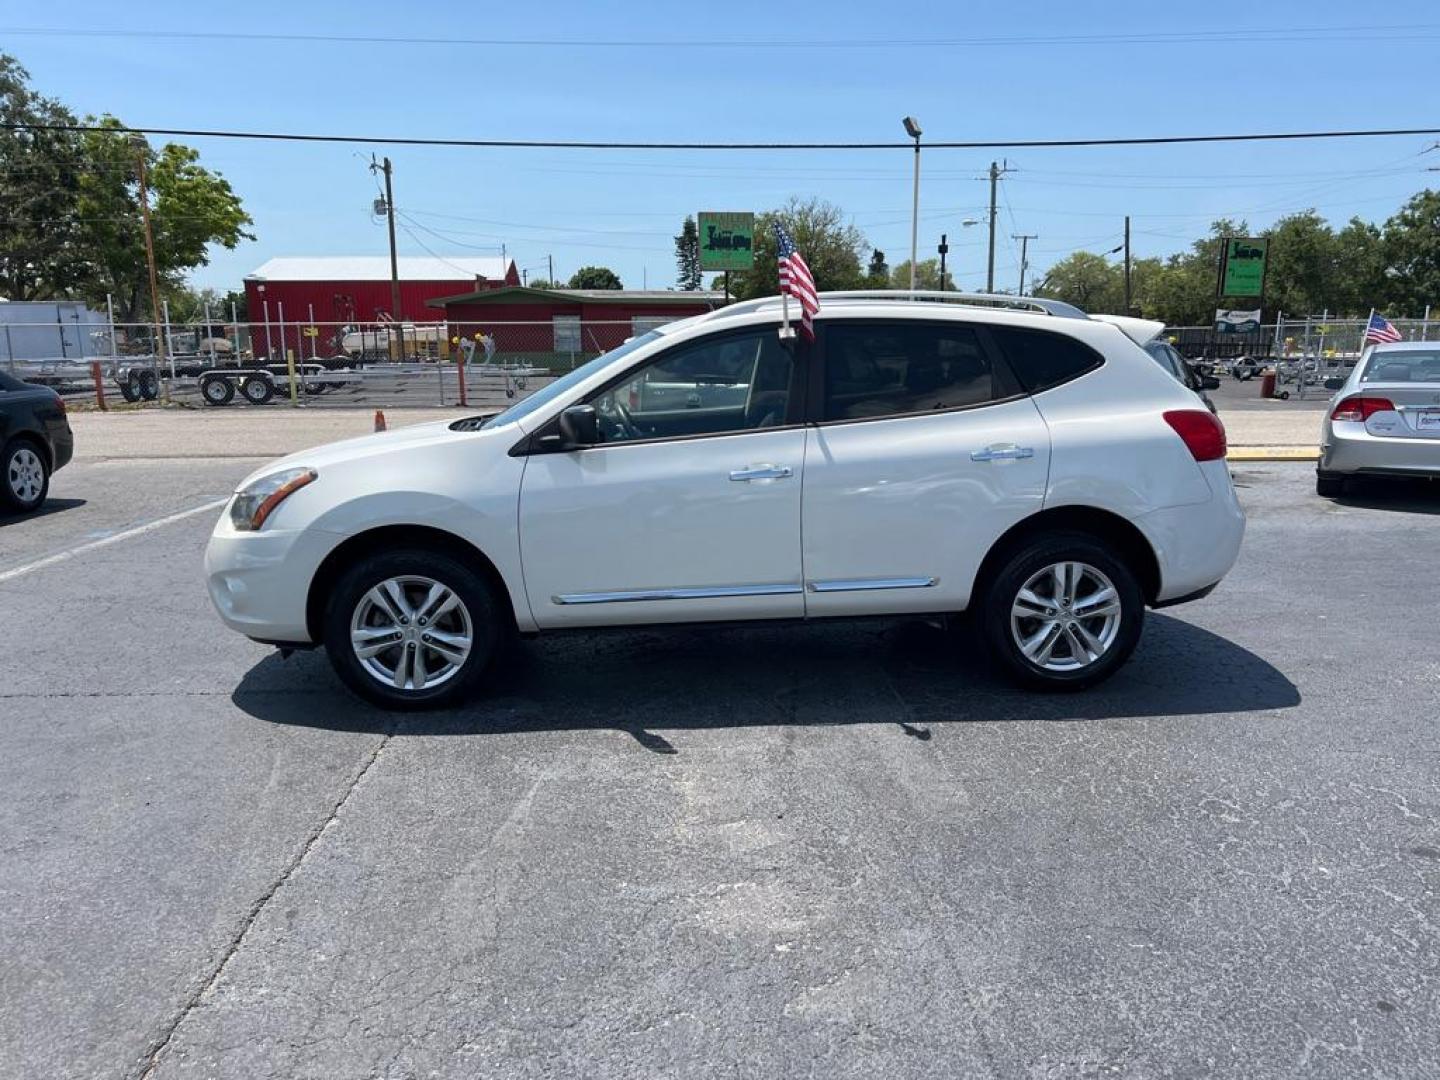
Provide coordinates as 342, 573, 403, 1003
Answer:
978, 531, 1145, 692
241, 375, 275, 405
116, 376, 141, 403
1316, 474, 1346, 498
1, 436, 49, 513
201, 375, 235, 406
137, 369, 159, 401
323, 548, 503, 710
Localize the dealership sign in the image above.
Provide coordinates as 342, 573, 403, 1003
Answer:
1219, 237, 1268, 297
697, 212, 755, 271
1215, 308, 1262, 334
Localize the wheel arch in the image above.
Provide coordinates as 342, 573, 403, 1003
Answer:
970, 505, 1162, 607
305, 523, 517, 643
4, 428, 52, 471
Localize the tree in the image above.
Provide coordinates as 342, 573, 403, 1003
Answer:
526, 278, 559, 290
0, 53, 87, 300
726, 197, 867, 300
889, 258, 953, 291
75, 121, 253, 322
1261, 211, 1337, 317
866, 249, 890, 288
0, 56, 252, 319
568, 265, 623, 290
674, 215, 701, 290
1382, 190, 1440, 316
1034, 251, 1123, 312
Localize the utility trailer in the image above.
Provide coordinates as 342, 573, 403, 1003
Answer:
197, 363, 359, 406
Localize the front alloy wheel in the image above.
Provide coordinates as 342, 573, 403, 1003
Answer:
350, 575, 474, 692
324, 549, 501, 709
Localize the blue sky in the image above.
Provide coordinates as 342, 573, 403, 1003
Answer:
8, 1, 1440, 293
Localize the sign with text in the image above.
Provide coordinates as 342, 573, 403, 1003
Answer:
1215, 308, 1262, 334
1219, 237, 1269, 297
698, 212, 755, 271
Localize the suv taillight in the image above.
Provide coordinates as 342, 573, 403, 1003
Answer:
1163, 409, 1227, 462
1330, 395, 1394, 423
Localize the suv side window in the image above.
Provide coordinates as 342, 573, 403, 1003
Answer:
588, 328, 796, 443
989, 325, 1104, 393
821, 322, 1002, 422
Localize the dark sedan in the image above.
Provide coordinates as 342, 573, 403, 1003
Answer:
0, 370, 74, 513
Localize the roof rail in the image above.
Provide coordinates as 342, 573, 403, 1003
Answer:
696, 290, 1090, 324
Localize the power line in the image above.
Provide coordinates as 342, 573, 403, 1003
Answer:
6, 23, 1439, 49
5, 122, 1440, 152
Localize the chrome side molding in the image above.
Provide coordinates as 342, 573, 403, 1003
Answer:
553, 583, 803, 605
807, 576, 938, 593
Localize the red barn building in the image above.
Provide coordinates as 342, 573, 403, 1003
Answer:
427, 286, 725, 362
245, 256, 518, 354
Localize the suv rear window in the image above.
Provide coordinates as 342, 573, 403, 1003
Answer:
989, 325, 1103, 393
822, 322, 1002, 421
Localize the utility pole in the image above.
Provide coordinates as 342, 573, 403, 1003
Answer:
1012, 233, 1038, 295
937, 233, 949, 292
986, 159, 1013, 293
370, 156, 402, 322
133, 133, 167, 400
1123, 215, 1133, 314
548, 254, 554, 287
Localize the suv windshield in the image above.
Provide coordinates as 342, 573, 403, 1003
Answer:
481, 330, 663, 428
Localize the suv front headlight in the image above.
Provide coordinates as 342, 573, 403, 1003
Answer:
229, 467, 317, 532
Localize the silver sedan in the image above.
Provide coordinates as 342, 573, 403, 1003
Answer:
1316, 342, 1440, 496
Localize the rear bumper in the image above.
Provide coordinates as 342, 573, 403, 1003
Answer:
1134, 460, 1245, 604
1320, 422, 1440, 477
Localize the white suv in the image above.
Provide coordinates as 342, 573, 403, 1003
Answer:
205, 292, 1245, 709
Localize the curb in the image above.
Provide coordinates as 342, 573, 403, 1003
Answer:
1229, 447, 1319, 462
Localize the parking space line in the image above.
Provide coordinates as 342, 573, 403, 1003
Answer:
0, 498, 229, 585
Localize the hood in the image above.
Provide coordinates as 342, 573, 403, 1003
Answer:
234, 416, 494, 489
1090, 313, 1167, 346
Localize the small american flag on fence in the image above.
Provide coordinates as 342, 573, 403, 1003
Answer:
774, 222, 819, 340
1364, 312, 1403, 345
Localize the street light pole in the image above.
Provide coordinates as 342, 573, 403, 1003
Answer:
937, 234, 949, 292
903, 117, 922, 293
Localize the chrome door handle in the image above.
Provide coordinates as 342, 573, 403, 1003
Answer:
729, 464, 793, 481
970, 444, 1035, 462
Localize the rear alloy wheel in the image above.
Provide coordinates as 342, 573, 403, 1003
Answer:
241, 375, 275, 405
323, 550, 501, 709
1, 438, 49, 513
980, 532, 1144, 691
201, 376, 235, 406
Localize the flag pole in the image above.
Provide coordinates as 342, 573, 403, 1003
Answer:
1361, 306, 1375, 362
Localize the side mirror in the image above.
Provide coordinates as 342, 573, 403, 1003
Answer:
1201, 376, 1221, 391
558, 404, 600, 448
1323, 377, 1345, 391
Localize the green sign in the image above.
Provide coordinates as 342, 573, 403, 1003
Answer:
1220, 237, 1268, 297
698, 211, 755, 271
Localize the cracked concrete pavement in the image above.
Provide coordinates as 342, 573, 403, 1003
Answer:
1, 458, 1438, 1078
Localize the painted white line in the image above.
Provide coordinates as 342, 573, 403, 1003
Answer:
0, 498, 229, 585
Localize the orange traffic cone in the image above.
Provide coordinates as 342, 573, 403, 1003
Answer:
374, 409, 387, 432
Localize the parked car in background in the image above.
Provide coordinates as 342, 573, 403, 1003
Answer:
1142, 337, 1221, 414
0, 370, 74, 514
1230, 355, 1263, 381
206, 291, 1244, 709
1316, 342, 1440, 496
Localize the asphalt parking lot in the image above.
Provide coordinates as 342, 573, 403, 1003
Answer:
2, 456, 1438, 1078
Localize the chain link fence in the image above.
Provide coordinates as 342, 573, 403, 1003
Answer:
1, 318, 684, 410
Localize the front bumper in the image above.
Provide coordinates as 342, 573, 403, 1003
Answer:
204, 515, 337, 643
1320, 421, 1440, 478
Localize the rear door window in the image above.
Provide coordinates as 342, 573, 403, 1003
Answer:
989, 325, 1104, 393
820, 322, 1006, 422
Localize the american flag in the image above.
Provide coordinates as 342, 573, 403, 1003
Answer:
774, 222, 819, 340
1364, 312, 1403, 345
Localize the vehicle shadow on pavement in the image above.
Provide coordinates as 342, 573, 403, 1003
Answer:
232, 613, 1300, 750
0, 497, 86, 527
1332, 478, 1440, 516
